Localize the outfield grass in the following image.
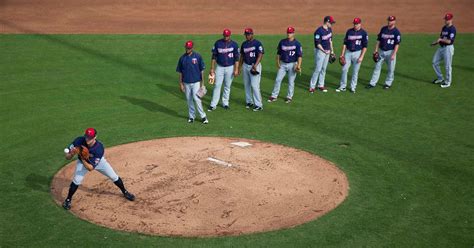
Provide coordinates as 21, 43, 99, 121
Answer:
1, 33, 473, 247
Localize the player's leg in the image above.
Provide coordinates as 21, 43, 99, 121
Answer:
338, 52, 352, 90
210, 65, 225, 108
270, 63, 287, 99
184, 83, 195, 120
221, 65, 234, 107
385, 51, 397, 87
318, 52, 330, 88
251, 63, 263, 109
191, 82, 207, 120
243, 64, 253, 106
443, 45, 454, 87
287, 62, 297, 100
432, 47, 445, 82
63, 160, 89, 210
368, 52, 386, 87
350, 51, 362, 91
309, 48, 321, 90
95, 158, 135, 201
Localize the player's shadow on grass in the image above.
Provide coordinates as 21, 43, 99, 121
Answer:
120, 96, 186, 119
25, 173, 55, 193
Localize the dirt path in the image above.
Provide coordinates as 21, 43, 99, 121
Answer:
1, 0, 472, 34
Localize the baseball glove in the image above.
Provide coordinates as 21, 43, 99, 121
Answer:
339, 55, 346, 66
79, 145, 90, 161
196, 85, 207, 99
373, 52, 380, 62
70, 146, 80, 155
208, 73, 215, 85
329, 53, 336, 64
250, 68, 260, 75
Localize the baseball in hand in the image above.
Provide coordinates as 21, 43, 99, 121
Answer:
64, 148, 70, 154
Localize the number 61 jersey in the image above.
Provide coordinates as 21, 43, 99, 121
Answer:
378, 26, 401, 51
277, 38, 303, 63
212, 39, 240, 67
241, 39, 265, 66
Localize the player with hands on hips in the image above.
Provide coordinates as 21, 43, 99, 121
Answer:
309, 16, 336, 93
268, 27, 303, 104
366, 16, 401, 90
336, 17, 368, 93
176, 40, 209, 124
238, 28, 264, 111
431, 13, 456, 88
62, 128, 135, 210
208, 29, 240, 111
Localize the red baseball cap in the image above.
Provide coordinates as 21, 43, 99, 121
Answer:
444, 13, 453, 20
324, 16, 336, 24
223, 29, 231, 37
353, 17, 362, 24
287, 26, 295, 33
185, 40, 193, 49
244, 28, 253, 35
387, 16, 396, 21
84, 128, 97, 138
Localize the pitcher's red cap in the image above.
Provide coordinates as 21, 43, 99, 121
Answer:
223, 29, 231, 37
444, 13, 453, 20
324, 16, 336, 24
287, 26, 295, 33
84, 128, 97, 138
387, 16, 396, 21
353, 17, 362, 24
244, 28, 253, 34
185, 40, 193, 49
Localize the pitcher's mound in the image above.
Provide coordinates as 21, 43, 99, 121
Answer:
51, 137, 349, 237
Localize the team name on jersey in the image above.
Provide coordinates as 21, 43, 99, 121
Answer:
281, 45, 297, 51
381, 34, 395, 39
217, 47, 234, 53
321, 33, 332, 40
243, 47, 256, 53
347, 35, 363, 40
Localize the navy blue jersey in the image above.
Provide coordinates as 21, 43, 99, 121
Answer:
240, 39, 264, 65
343, 28, 368, 52
439, 25, 456, 46
277, 38, 303, 63
212, 39, 240, 67
176, 52, 205, 83
377, 26, 401, 51
314, 26, 333, 50
69, 137, 104, 167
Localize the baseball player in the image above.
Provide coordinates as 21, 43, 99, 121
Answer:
309, 16, 336, 93
268, 27, 303, 103
62, 128, 135, 210
366, 16, 401, 90
208, 29, 240, 111
431, 13, 456, 88
176, 40, 209, 124
238, 28, 264, 111
336, 18, 368, 93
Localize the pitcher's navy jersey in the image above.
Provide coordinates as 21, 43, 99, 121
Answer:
69, 137, 104, 167
314, 26, 333, 51
176, 52, 205, 83
439, 25, 456, 47
212, 39, 240, 67
343, 28, 368, 52
377, 26, 401, 51
240, 39, 264, 65
277, 38, 303, 63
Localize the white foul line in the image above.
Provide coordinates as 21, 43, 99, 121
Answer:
207, 157, 232, 167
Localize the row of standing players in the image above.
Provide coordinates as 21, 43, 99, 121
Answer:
176, 13, 457, 124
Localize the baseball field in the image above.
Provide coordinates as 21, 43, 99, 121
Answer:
1, 0, 474, 247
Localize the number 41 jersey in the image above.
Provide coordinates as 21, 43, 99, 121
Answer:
212, 39, 240, 67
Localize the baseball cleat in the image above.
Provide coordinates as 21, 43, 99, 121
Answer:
432, 79, 444, 84
187, 118, 194, 123
335, 87, 346, 92
202, 117, 209, 124
123, 191, 135, 201
246, 103, 254, 109
366, 84, 375, 89
253, 106, 263, 111
349, 89, 356, 93
317, 87, 328, 93
207, 106, 216, 112
63, 199, 72, 210
285, 98, 292, 103
223, 105, 230, 110
267, 97, 277, 102
440, 83, 451, 88
309, 88, 315, 94
383, 85, 391, 89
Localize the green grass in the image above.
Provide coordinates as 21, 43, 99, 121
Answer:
1, 33, 473, 247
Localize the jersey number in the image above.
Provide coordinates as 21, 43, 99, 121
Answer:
289, 51, 296, 56
249, 52, 256, 58
228, 53, 234, 58
387, 39, 395, 45
355, 40, 362, 46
